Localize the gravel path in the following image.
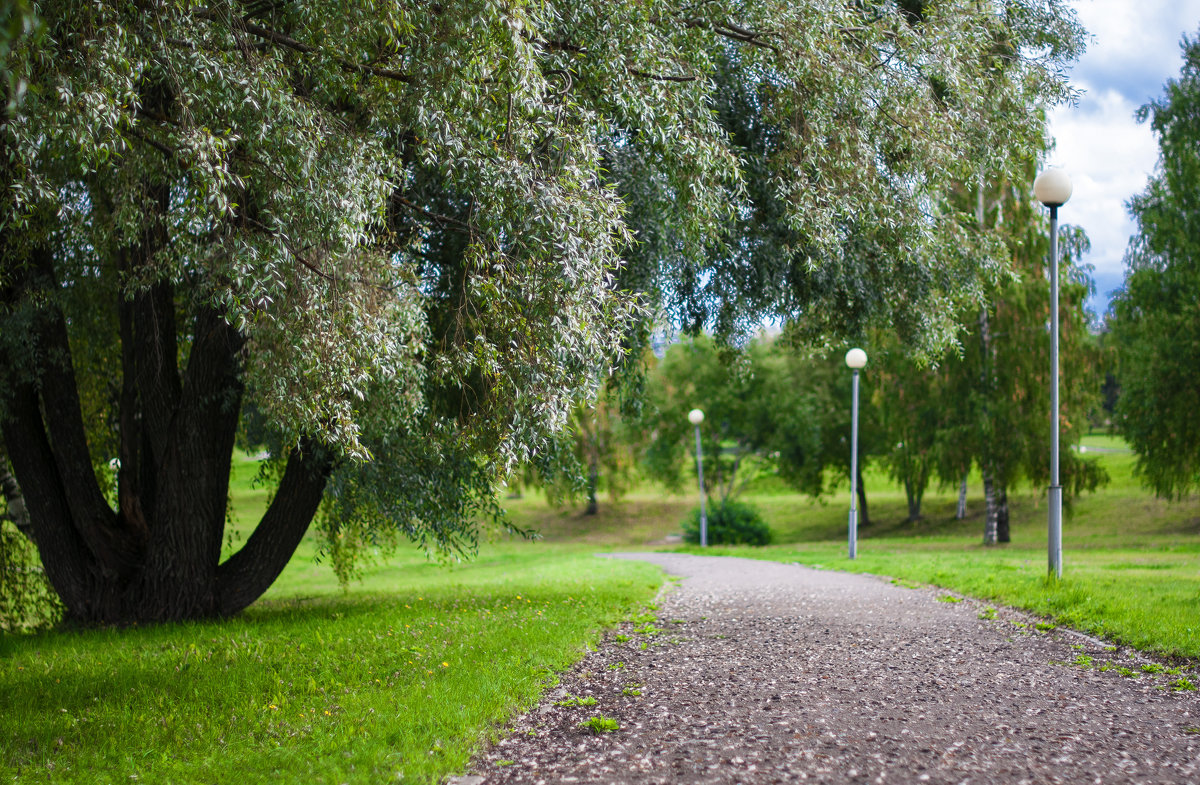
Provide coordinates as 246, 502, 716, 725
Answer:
463, 553, 1200, 784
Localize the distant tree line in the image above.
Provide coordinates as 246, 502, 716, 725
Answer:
1106, 30, 1200, 499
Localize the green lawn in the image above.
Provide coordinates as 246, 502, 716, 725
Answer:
4, 433, 1198, 782
505, 432, 1200, 659
1, 457, 663, 784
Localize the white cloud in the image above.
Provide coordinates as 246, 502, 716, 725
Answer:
1046, 90, 1158, 309
1045, 0, 1200, 316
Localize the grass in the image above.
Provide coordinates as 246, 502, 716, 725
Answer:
5, 432, 1198, 781
506, 432, 1200, 660
0, 452, 664, 784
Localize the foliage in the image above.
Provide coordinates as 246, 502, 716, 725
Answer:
642, 335, 759, 501
682, 500, 771, 546
518, 383, 648, 515
0, 0, 36, 108
643, 335, 876, 508
0, 0, 1084, 622
748, 338, 874, 499
1109, 30, 1200, 498
0, 453, 61, 630
868, 335, 942, 520
0, 519, 61, 632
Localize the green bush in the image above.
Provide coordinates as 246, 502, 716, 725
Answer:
1, 520, 61, 632
682, 500, 771, 546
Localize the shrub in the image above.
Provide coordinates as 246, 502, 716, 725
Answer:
1, 520, 62, 632
681, 500, 771, 546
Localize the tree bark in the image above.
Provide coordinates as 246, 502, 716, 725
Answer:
904, 478, 922, 521
855, 463, 870, 528
996, 485, 1010, 543
982, 469, 998, 545
217, 442, 332, 616
956, 474, 968, 520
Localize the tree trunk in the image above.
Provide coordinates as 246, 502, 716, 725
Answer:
855, 464, 870, 528
982, 469, 998, 545
585, 457, 599, 516
956, 474, 968, 520
996, 485, 1010, 543
978, 292, 1000, 545
0, 232, 332, 625
904, 478, 922, 521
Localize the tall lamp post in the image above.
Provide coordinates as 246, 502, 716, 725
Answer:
845, 348, 868, 559
688, 408, 708, 547
1034, 167, 1072, 580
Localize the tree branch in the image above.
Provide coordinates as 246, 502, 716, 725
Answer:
681, 18, 782, 55
216, 440, 332, 615
628, 67, 699, 83
194, 9, 413, 83
395, 195, 474, 233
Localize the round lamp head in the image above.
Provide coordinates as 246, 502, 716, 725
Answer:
845, 348, 868, 370
1034, 167, 1072, 207
687, 408, 705, 426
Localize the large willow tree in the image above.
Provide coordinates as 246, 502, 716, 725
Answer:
0, 0, 1082, 624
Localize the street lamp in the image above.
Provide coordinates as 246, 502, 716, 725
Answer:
845, 348, 868, 560
688, 408, 708, 547
1034, 167, 1072, 580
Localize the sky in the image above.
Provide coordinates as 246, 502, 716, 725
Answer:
1045, 0, 1200, 319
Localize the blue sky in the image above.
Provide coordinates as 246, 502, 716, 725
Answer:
1045, 0, 1200, 319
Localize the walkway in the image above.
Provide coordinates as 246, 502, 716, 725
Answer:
466, 553, 1199, 784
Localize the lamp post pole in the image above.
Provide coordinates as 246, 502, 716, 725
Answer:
1034, 168, 1072, 580
688, 408, 707, 547
845, 348, 868, 560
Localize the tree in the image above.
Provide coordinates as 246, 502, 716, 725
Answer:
936, 169, 1105, 543
1, 0, 632, 623
643, 335, 880, 523
1, 0, 1083, 624
643, 336, 760, 504
1109, 30, 1200, 498
870, 337, 941, 522
517, 386, 646, 516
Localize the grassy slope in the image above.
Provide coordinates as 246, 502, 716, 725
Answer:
505, 434, 1200, 659
0, 455, 663, 784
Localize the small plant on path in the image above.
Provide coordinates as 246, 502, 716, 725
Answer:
580, 716, 619, 734
1167, 677, 1197, 692
554, 695, 597, 708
